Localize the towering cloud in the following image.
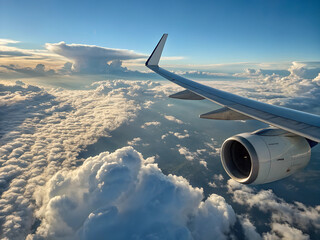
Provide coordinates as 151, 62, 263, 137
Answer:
46, 42, 146, 74
30, 147, 236, 240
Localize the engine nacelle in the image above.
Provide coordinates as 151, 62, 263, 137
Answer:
221, 129, 311, 184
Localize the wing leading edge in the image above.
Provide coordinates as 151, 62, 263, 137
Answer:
146, 34, 320, 143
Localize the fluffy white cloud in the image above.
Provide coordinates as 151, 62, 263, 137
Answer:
263, 223, 310, 240
28, 147, 236, 240
173, 130, 190, 139
176, 145, 209, 168
238, 215, 262, 240
141, 121, 161, 129
178, 145, 199, 161
127, 137, 142, 146
164, 115, 183, 124
208, 174, 225, 188
227, 180, 320, 239
161, 130, 189, 140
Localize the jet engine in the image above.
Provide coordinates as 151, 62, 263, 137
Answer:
221, 128, 312, 184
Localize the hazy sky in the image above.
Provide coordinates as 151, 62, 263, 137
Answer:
1, 0, 320, 65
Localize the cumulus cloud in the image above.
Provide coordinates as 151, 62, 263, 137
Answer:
28, 147, 236, 240
46, 42, 147, 75
173, 130, 190, 139
208, 174, 225, 188
227, 180, 320, 238
178, 145, 199, 161
238, 215, 262, 240
161, 130, 190, 140
164, 115, 183, 124
176, 144, 209, 168
141, 121, 161, 129
263, 223, 310, 240
127, 137, 142, 146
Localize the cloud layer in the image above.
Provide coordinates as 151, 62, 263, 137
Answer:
0, 80, 161, 239
0, 77, 319, 239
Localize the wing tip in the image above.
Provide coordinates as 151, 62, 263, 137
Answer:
146, 33, 168, 67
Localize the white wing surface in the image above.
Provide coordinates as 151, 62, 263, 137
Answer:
146, 34, 320, 143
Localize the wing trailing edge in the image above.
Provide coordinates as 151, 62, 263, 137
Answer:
169, 90, 205, 100
200, 107, 252, 120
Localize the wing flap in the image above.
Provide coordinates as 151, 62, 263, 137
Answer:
169, 90, 205, 100
200, 107, 252, 120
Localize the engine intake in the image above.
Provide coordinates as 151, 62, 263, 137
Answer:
221, 130, 311, 184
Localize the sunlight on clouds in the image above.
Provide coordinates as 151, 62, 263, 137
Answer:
45, 41, 146, 74
0, 80, 162, 239
29, 147, 236, 240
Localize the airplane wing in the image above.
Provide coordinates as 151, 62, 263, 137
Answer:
146, 34, 320, 143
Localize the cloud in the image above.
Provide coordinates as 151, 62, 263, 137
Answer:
46, 42, 147, 75
227, 180, 320, 238
0, 50, 32, 57
161, 130, 190, 140
177, 145, 199, 161
173, 130, 190, 139
1, 63, 56, 76
209, 174, 225, 188
164, 115, 183, 124
28, 146, 236, 240
0, 39, 20, 45
263, 223, 310, 240
127, 137, 142, 146
198, 61, 320, 114
238, 215, 262, 240
176, 145, 209, 168
0, 39, 31, 58
173, 70, 232, 79
141, 121, 161, 129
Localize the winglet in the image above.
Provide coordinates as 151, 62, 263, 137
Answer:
145, 34, 168, 66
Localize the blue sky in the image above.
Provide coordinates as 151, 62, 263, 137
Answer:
1, 0, 319, 65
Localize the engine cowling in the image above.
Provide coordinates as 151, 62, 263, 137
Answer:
220, 129, 311, 184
